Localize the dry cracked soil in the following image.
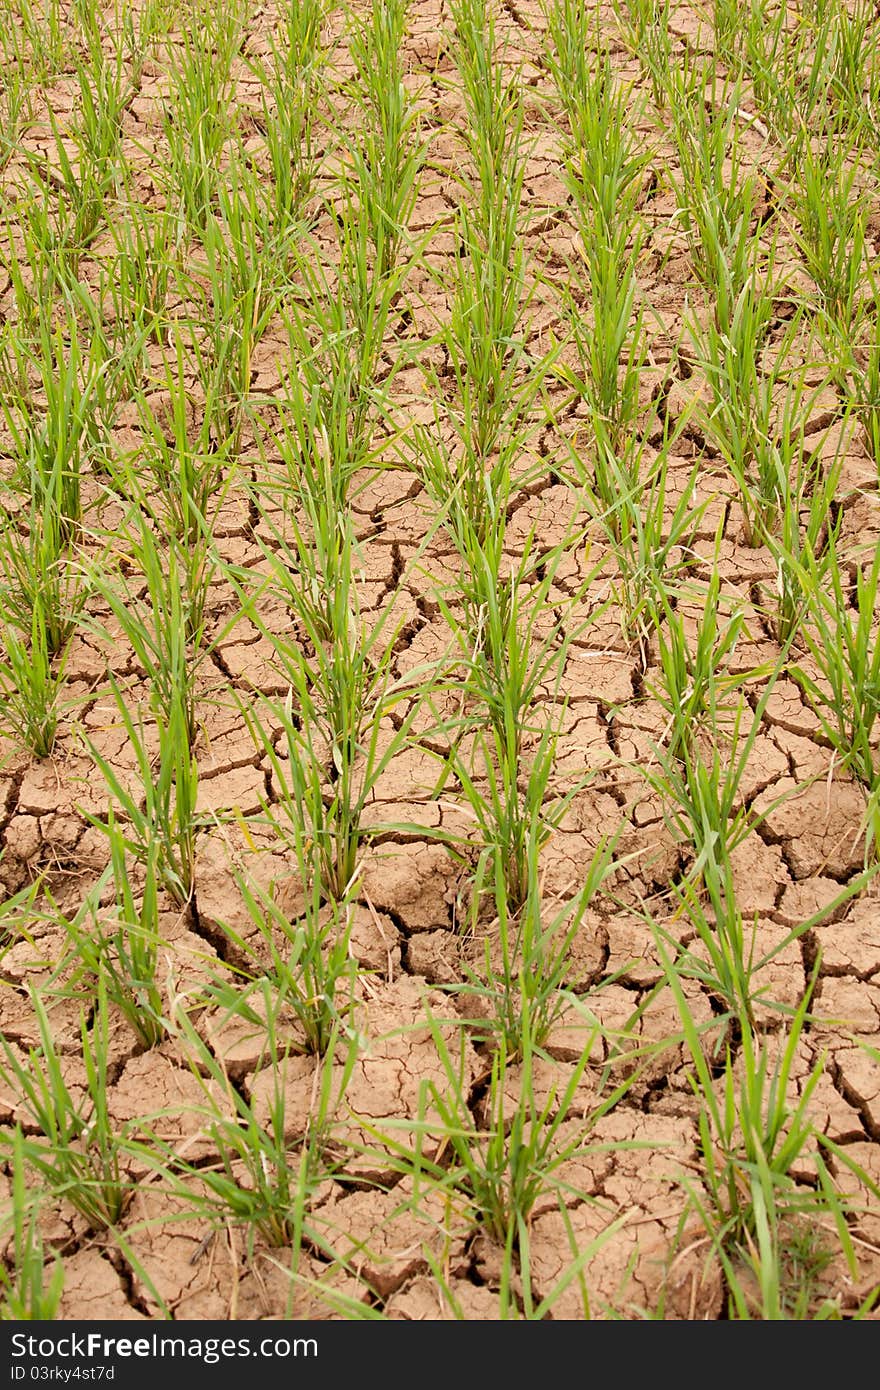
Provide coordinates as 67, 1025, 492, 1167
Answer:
1, 0, 880, 1322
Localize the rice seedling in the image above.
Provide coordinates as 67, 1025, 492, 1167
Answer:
71, 22, 134, 191
657, 940, 869, 1318
250, 0, 331, 229
88, 508, 207, 745
0, 594, 65, 759
613, 0, 674, 109
185, 183, 282, 459
444, 0, 539, 469
344, 0, 426, 284
740, 0, 821, 145
0, 1126, 65, 1320
639, 624, 792, 1019
206, 867, 357, 1060
104, 196, 180, 357
0, 489, 84, 661
240, 524, 436, 902
109, 0, 170, 83
0, 67, 35, 172
463, 827, 620, 1056
56, 814, 168, 1050
788, 123, 869, 355
649, 569, 745, 763
1, 301, 112, 546
850, 322, 880, 471
0, 980, 152, 1230
161, 6, 242, 232
550, 37, 650, 453
278, 228, 401, 520
83, 674, 200, 908
708, 0, 749, 69
787, 534, 880, 858
821, 0, 880, 144
429, 533, 600, 915
132, 325, 235, 551
690, 279, 807, 547
79, 506, 214, 905
3, 0, 71, 84
759, 415, 843, 645
172, 1007, 357, 1251
664, 66, 765, 336
364, 1001, 633, 1306
566, 419, 706, 655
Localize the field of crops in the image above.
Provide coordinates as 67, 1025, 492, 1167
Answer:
0, 0, 879, 1320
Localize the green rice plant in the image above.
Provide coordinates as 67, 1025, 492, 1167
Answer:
649, 569, 745, 763
79, 507, 214, 906
16, 107, 114, 268
0, 490, 83, 660
740, 0, 822, 145
71, 21, 134, 189
56, 815, 167, 1050
465, 828, 620, 1056
365, 1001, 632, 1304
647, 646, 783, 864
206, 860, 357, 1057
162, 9, 241, 231
417, 194, 550, 559
185, 185, 282, 458
639, 634, 791, 1017
658, 941, 868, 1318
251, 0, 331, 228
82, 675, 199, 907
411, 407, 513, 586
0, 981, 146, 1229
789, 125, 869, 353
0, 594, 65, 758
9, 176, 84, 295
430, 534, 599, 914
443, 0, 541, 469
665, 69, 764, 335
849, 315, 880, 470
788, 534, 880, 857
450, 0, 526, 212
344, 0, 426, 283
0, 1126, 65, 1320
3, 0, 71, 83
559, 227, 649, 458
708, 0, 749, 68
822, 0, 880, 144
173, 1007, 357, 1250
613, 0, 673, 108
133, 325, 235, 550
420, 241, 546, 556
1, 303, 111, 545
105, 196, 180, 355
0, 67, 35, 171
110, 0, 170, 82
238, 516, 436, 901
443, 189, 531, 478
543, 0, 608, 146
279, 236, 394, 508
566, 417, 706, 654
691, 280, 806, 547
760, 417, 843, 645
88, 510, 206, 745
330, 184, 423, 439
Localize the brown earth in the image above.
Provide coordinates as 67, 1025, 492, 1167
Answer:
1, 0, 879, 1320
